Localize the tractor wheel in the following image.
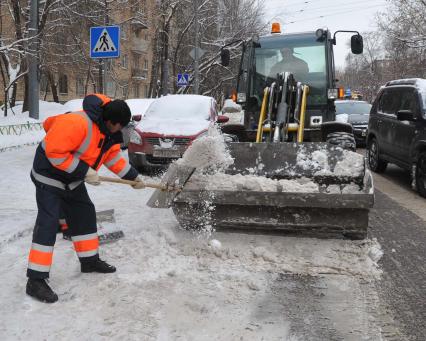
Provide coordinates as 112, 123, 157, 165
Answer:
326, 132, 356, 152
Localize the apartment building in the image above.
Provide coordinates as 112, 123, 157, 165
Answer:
1, 0, 156, 103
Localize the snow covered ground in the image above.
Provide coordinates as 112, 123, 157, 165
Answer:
0, 101, 385, 340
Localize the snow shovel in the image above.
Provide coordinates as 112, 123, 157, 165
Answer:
146, 164, 196, 208
96, 209, 124, 244
62, 209, 123, 244
98, 163, 195, 208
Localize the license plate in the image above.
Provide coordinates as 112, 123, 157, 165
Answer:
153, 148, 181, 158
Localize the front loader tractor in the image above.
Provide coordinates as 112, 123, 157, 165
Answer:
221, 24, 364, 148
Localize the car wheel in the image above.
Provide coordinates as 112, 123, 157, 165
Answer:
415, 152, 426, 198
367, 137, 387, 173
326, 132, 356, 151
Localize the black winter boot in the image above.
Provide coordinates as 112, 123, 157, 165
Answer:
81, 258, 116, 273
26, 279, 58, 303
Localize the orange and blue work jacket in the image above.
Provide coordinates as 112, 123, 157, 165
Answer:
31, 93, 138, 190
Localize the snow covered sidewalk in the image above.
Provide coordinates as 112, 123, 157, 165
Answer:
0, 145, 386, 340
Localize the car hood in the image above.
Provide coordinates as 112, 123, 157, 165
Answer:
136, 118, 211, 136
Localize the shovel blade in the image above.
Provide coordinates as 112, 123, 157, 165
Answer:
96, 209, 124, 244
147, 163, 195, 208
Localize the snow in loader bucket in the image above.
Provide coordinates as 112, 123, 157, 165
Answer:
155, 142, 374, 239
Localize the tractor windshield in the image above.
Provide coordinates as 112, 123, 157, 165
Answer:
253, 34, 328, 105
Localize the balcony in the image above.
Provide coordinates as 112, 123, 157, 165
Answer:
131, 37, 149, 54
131, 68, 148, 80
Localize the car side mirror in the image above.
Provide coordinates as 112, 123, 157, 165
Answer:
220, 48, 230, 67
132, 115, 142, 122
397, 110, 415, 121
217, 115, 230, 123
351, 34, 363, 54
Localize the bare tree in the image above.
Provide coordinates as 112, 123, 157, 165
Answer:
150, 0, 265, 100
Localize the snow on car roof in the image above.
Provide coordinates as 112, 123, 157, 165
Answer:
136, 95, 215, 136
144, 94, 214, 120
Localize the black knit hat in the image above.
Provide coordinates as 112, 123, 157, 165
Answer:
102, 99, 131, 126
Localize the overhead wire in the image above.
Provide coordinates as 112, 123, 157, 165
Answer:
268, 3, 386, 25
267, 0, 387, 23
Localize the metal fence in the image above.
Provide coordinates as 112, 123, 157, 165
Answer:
0, 122, 43, 136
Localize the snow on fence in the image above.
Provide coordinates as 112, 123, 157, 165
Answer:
0, 122, 43, 136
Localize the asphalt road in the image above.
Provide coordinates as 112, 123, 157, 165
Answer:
361, 149, 426, 340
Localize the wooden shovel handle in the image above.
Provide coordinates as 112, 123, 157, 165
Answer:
98, 176, 179, 191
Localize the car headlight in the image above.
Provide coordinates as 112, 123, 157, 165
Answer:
130, 130, 142, 145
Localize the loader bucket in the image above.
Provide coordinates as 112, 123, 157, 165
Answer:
171, 142, 374, 239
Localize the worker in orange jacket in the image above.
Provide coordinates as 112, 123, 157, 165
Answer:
26, 94, 144, 303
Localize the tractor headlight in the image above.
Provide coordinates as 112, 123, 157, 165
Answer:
130, 130, 142, 145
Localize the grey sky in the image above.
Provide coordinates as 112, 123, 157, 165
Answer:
263, 0, 388, 69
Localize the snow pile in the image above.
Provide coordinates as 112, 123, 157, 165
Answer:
0, 100, 69, 150
62, 98, 83, 112
191, 173, 321, 193
297, 144, 364, 177
222, 99, 242, 113
177, 125, 234, 172
368, 238, 384, 263
334, 150, 365, 176
0, 100, 66, 125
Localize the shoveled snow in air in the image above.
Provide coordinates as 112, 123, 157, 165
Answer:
177, 125, 234, 172
0, 100, 384, 340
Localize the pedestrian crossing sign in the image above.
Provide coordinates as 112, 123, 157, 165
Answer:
177, 73, 189, 87
90, 26, 120, 59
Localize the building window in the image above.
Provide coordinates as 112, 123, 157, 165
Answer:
59, 74, 68, 94
143, 59, 148, 70
132, 54, 140, 69
144, 85, 149, 98
133, 84, 140, 98
76, 77, 85, 96
121, 54, 128, 69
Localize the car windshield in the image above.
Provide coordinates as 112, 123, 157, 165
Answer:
144, 95, 211, 120
336, 102, 371, 115
253, 34, 327, 105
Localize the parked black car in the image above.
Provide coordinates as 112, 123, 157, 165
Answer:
367, 78, 426, 197
335, 100, 371, 147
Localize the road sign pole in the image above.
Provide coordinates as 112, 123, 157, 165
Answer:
194, 0, 199, 94
98, 60, 103, 93
29, 0, 39, 119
